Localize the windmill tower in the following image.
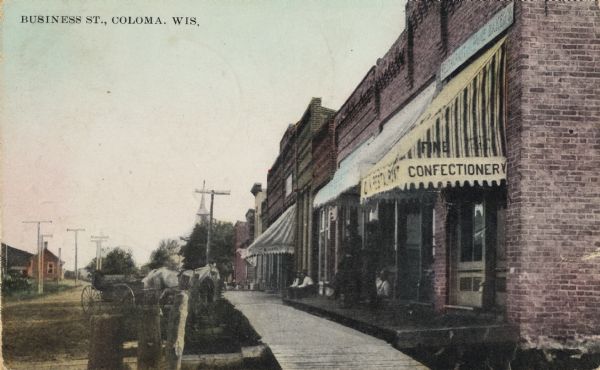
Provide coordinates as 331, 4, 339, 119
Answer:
196, 180, 210, 225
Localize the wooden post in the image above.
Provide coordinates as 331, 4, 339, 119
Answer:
88, 314, 124, 370
166, 291, 189, 370
137, 305, 162, 370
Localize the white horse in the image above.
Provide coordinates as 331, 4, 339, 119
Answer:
142, 267, 180, 291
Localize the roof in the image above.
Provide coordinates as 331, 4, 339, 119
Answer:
1, 243, 33, 267
33, 247, 65, 265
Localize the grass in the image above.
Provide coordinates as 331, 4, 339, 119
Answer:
2, 278, 81, 302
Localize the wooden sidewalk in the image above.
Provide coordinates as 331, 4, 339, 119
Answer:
225, 291, 428, 370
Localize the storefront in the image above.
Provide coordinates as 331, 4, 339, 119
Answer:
361, 37, 508, 309
245, 204, 296, 293
312, 142, 371, 294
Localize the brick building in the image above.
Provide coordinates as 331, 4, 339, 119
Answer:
29, 244, 64, 280
1, 243, 33, 277
294, 98, 335, 278
232, 220, 251, 287
247, 98, 334, 293
313, 0, 599, 354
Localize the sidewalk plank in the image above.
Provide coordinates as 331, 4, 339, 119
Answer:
225, 291, 428, 370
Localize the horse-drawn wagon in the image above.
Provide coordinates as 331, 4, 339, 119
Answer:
81, 265, 221, 316
81, 269, 178, 315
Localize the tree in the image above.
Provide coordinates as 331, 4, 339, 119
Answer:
180, 221, 234, 275
147, 239, 180, 270
86, 247, 137, 275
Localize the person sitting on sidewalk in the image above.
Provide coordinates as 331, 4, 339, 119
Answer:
375, 270, 391, 299
287, 271, 302, 298
290, 270, 314, 299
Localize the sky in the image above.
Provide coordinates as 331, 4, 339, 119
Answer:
1, 0, 407, 270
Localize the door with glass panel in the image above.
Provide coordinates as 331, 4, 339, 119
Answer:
454, 201, 486, 307
404, 209, 422, 301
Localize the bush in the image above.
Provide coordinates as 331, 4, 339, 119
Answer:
2, 272, 32, 295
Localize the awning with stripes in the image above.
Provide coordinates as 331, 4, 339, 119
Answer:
361, 37, 507, 201
313, 81, 436, 209
237, 248, 257, 267
245, 205, 296, 257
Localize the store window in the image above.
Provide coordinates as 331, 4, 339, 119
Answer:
318, 208, 328, 282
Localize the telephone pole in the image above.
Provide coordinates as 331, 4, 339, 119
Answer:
22, 220, 52, 294
91, 235, 109, 271
195, 186, 230, 264
40, 234, 53, 292
58, 247, 62, 281
67, 228, 85, 285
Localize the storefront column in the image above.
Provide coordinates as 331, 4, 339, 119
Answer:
432, 191, 449, 312
394, 200, 399, 299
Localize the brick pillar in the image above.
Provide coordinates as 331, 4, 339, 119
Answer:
432, 191, 449, 313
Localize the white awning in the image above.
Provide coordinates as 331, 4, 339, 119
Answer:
237, 248, 257, 266
312, 82, 435, 208
245, 205, 296, 257
312, 138, 373, 208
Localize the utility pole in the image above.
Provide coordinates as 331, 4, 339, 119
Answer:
195, 186, 230, 264
41, 234, 53, 290
91, 235, 109, 271
58, 247, 62, 282
67, 228, 85, 286
4, 242, 8, 278
22, 220, 52, 294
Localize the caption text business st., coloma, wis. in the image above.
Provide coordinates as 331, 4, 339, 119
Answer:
20, 15, 201, 26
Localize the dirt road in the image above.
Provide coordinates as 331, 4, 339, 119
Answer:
2, 283, 90, 368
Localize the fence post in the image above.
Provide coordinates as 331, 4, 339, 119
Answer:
137, 305, 162, 370
166, 291, 189, 370
88, 314, 124, 370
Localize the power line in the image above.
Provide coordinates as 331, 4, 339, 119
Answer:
22, 220, 52, 294
91, 235, 109, 271
67, 228, 85, 286
195, 186, 230, 264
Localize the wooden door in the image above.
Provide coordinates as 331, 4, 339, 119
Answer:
405, 210, 422, 300
453, 201, 486, 307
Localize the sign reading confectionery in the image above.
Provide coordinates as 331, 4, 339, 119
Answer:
362, 157, 506, 196
361, 36, 508, 201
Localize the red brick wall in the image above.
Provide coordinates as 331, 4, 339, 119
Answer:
504, 1, 600, 349
334, 68, 378, 164
267, 157, 284, 225
282, 132, 297, 209
30, 249, 62, 280
312, 116, 336, 193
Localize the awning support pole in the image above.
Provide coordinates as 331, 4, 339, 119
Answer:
394, 200, 399, 299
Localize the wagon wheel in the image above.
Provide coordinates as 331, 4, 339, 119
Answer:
112, 284, 135, 311
81, 285, 102, 315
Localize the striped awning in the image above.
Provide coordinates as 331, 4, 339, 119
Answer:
237, 248, 257, 267
313, 82, 436, 209
245, 205, 296, 257
361, 37, 507, 201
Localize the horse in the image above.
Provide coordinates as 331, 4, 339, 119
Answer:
142, 267, 180, 291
